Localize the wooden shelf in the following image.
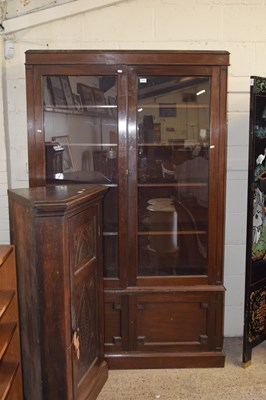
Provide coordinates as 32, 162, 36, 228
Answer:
138, 182, 208, 187
0, 362, 19, 400
0, 323, 17, 360
0, 246, 13, 268
138, 142, 184, 147
44, 105, 116, 120
0, 291, 15, 320
138, 103, 209, 109
138, 230, 207, 236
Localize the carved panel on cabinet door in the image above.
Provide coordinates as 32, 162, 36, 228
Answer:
69, 206, 99, 390
69, 208, 96, 274
76, 276, 98, 382
71, 259, 99, 390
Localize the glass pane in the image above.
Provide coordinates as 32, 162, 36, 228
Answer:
137, 76, 210, 276
43, 75, 118, 278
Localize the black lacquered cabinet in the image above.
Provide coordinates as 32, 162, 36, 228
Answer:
243, 76, 266, 366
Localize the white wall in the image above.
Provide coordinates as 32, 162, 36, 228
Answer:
5, 0, 75, 18
0, 40, 9, 243
1, 0, 264, 336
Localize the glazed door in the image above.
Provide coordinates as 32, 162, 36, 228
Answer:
40, 68, 128, 288
243, 76, 266, 366
127, 66, 222, 286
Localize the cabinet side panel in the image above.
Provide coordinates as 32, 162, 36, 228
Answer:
8, 195, 42, 399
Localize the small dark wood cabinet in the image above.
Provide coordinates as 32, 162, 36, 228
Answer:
8, 184, 108, 399
25, 50, 229, 369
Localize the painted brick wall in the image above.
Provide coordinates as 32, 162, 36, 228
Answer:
1, 0, 265, 336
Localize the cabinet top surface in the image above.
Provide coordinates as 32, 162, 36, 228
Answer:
8, 184, 107, 205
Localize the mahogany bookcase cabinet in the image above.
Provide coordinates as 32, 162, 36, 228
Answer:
24, 50, 229, 370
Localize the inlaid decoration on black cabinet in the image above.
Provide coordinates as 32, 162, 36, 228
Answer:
248, 286, 266, 342
253, 77, 266, 95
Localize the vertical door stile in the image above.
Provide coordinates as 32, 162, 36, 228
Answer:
33, 66, 46, 187
127, 67, 138, 286
118, 66, 129, 288
216, 65, 228, 285
208, 67, 220, 284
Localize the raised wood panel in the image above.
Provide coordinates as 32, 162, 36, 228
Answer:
134, 298, 209, 352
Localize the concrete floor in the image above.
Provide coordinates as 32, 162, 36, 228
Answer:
97, 337, 266, 400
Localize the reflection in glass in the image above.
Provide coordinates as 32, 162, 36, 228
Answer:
43, 75, 119, 278
137, 76, 210, 276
